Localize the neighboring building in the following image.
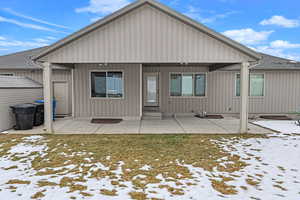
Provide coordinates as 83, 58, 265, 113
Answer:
0, 47, 72, 116
1, 0, 300, 134
0, 76, 43, 131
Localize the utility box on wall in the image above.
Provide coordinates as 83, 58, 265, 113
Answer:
0, 76, 43, 132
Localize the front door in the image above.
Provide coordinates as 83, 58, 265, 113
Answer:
53, 81, 69, 115
144, 73, 159, 107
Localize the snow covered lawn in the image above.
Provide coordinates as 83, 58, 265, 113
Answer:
0, 133, 299, 200
253, 120, 300, 134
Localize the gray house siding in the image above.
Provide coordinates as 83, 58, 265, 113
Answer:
41, 4, 253, 64
72, 64, 300, 118
73, 64, 141, 119
208, 70, 300, 114
143, 65, 209, 114
0, 76, 43, 132
0, 88, 43, 132
0, 69, 72, 114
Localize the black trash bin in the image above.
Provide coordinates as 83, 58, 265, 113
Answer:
32, 103, 44, 126
10, 104, 37, 130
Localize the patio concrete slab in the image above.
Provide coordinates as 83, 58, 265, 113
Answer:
140, 119, 185, 134
96, 120, 140, 134
3, 116, 273, 135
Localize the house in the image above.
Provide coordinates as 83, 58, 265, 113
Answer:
0, 76, 43, 132
0, 47, 72, 116
1, 0, 299, 134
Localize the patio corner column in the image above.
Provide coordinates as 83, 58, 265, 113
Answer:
43, 62, 53, 133
140, 64, 143, 119
240, 62, 250, 134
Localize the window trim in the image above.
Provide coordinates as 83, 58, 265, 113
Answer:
235, 72, 265, 97
89, 70, 125, 99
169, 72, 208, 98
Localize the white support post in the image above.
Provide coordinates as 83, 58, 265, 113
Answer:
71, 68, 75, 118
43, 62, 53, 133
140, 64, 143, 119
240, 62, 250, 134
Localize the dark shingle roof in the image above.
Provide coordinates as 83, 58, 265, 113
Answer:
0, 47, 48, 69
0, 76, 43, 88
223, 53, 300, 70
254, 53, 300, 69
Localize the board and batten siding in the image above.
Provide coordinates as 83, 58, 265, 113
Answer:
42, 4, 253, 64
0, 88, 43, 131
73, 64, 141, 119
144, 66, 300, 115
0, 69, 72, 114
143, 65, 209, 114
208, 70, 300, 114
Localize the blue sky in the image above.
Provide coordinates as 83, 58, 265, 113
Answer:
0, 0, 300, 60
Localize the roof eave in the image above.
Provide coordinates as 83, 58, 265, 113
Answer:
33, 0, 261, 61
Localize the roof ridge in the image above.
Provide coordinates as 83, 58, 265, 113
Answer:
33, 0, 260, 61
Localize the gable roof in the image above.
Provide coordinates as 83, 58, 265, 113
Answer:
0, 76, 42, 88
33, 0, 260, 61
0, 46, 71, 70
0, 47, 48, 69
223, 53, 300, 70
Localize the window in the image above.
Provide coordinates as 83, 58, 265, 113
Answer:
91, 71, 123, 98
170, 74, 182, 96
195, 74, 206, 96
182, 74, 193, 96
170, 73, 206, 97
236, 73, 264, 97
0, 73, 14, 76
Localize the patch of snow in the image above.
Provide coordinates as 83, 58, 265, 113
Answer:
140, 164, 152, 171
1, 134, 299, 200
253, 120, 300, 134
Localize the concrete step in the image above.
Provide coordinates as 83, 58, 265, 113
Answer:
142, 112, 162, 120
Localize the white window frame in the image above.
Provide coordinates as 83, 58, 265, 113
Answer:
235, 72, 265, 97
169, 72, 208, 98
89, 70, 125, 99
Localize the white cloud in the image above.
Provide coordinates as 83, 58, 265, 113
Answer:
3, 8, 71, 30
0, 37, 49, 48
184, 6, 237, 24
76, 0, 131, 15
0, 16, 67, 33
223, 28, 274, 45
254, 45, 300, 61
260, 16, 299, 28
46, 36, 57, 40
90, 16, 102, 22
270, 40, 300, 49
0, 36, 6, 40
33, 38, 49, 43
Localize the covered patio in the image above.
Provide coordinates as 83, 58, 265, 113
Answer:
31, 0, 261, 134
5, 116, 271, 134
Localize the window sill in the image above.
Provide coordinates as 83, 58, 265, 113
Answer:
233, 96, 265, 99
169, 96, 208, 99
90, 97, 124, 100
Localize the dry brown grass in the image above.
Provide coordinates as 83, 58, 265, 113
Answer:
246, 178, 260, 187
100, 189, 118, 196
37, 180, 58, 187
273, 184, 287, 191
6, 179, 31, 185
31, 191, 46, 199
128, 191, 147, 200
1, 134, 265, 197
211, 179, 238, 195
